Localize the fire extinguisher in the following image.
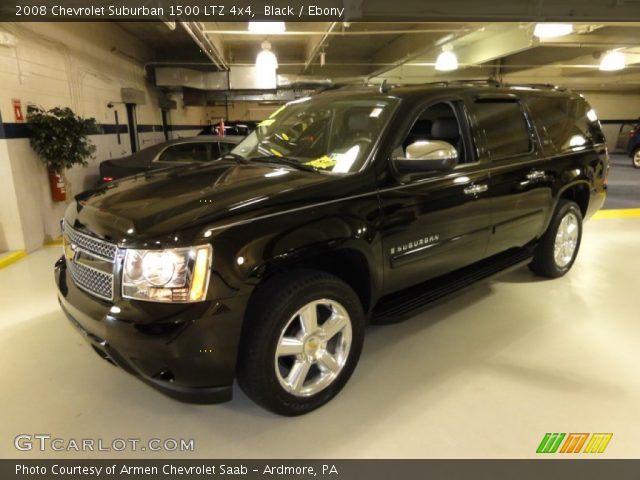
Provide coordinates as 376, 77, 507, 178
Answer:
48, 169, 67, 202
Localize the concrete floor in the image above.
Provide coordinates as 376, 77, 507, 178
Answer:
1, 217, 639, 459
604, 154, 640, 209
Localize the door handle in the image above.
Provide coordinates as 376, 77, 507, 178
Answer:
463, 184, 488, 195
526, 170, 546, 181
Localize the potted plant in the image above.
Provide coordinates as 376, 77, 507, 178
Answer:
26, 106, 100, 202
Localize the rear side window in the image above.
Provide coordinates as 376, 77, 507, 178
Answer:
526, 96, 605, 152
158, 143, 208, 162
474, 100, 532, 160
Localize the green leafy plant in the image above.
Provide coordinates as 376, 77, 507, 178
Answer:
26, 106, 101, 173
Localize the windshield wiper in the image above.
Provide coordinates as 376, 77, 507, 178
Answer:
250, 155, 319, 173
221, 153, 250, 164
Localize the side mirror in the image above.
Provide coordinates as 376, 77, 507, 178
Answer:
393, 140, 459, 174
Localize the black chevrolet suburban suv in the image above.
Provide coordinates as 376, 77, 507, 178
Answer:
55, 82, 608, 416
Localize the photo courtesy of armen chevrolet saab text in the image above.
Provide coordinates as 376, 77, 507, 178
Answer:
55, 81, 608, 416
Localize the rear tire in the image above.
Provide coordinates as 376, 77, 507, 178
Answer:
632, 148, 640, 169
529, 200, 583, 278
237, 270, 365, 416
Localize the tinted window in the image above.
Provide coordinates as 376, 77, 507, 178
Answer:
475, 100, 531, 159
158, 143, 208, 162
527, 96, 605, 152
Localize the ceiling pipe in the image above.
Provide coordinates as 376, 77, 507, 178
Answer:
304, 22, 338, 72
201, 28, 471, 36
181, 22, 228, 70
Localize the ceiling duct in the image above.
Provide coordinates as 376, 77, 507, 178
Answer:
155, 67, 335, 91
155, 68, 229, 90
277, 74, 334, 88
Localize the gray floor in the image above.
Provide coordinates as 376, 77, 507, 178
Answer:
1, 217, 639, 459
604, 154, 640, 209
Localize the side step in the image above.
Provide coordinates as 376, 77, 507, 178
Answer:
372, 247, 534, 324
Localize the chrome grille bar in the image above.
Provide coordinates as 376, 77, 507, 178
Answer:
63, 222, 117, 262
63, 222, 117, 301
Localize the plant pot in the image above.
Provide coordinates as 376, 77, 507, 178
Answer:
48, 169, 67, 202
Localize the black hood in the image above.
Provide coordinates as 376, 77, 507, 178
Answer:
69, 161, 339, 242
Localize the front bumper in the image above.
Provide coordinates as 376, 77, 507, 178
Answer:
55, 256, 249, 404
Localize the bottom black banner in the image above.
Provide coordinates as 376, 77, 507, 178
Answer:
3, 459, 640, 480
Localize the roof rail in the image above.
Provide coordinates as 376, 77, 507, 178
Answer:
315, 79, 567, 94
504, 83, 567, 91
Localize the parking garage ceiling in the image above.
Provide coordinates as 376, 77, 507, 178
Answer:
121, 21, 640, 94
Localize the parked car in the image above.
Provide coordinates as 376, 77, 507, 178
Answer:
198, 122, 257, 137
98, 135, 243, 183
56, 82, 608, 416
626, 121, 640, 168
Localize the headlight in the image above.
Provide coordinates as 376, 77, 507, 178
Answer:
122, 245, 212, 303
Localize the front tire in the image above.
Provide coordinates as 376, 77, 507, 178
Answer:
237, 270, 365, 416
529, 199, 583, 278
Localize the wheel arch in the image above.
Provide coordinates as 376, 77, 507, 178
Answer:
247, 243, 380, 317
557, 181, 590, 218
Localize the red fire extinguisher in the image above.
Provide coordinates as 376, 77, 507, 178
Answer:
217, 118, 225, 137
48, 169, 67, 202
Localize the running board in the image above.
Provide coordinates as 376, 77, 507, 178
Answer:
372, 247, 534, 324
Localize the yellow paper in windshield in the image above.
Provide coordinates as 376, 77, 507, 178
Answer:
305, 156, 336, 170
269, 105, 286, 119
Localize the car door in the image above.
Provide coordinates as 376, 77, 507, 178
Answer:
469, 95, 553, 257
378, 98, 492, 295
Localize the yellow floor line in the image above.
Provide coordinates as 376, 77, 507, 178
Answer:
45, 236, 63, 246
0, 250, 27, 270
593, 208, 640, 219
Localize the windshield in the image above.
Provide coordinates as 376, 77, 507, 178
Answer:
231, 95, 398, 173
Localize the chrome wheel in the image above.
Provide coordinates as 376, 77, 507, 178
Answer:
633, 150, 640, 168
554, 212, 579, 268
275, 299, 352, 397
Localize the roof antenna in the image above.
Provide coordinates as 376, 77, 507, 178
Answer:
379, 79, 389, 93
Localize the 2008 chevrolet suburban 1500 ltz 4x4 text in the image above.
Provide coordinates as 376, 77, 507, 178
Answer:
55, 82, 608, 416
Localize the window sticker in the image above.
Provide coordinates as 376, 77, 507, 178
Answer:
304, 156, 337, 170
370, 107, 384, 118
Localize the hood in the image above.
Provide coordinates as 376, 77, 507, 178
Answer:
70, 161, 337, 241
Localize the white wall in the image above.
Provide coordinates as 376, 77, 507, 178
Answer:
578, 92, 640, 152
0, 22, 212, 252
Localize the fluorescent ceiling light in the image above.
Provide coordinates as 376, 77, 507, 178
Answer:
248, 22, 286, 34
533, 23, 573, 39
599, 51, 626, 71
435, 50, 458, 71
256, 40, 278, 71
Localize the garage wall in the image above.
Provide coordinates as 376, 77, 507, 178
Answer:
578, 92, 640, 152
206, 102, 279, 121
0, 22, 212, 252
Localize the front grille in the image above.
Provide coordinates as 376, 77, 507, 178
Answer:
64, 223, 117, 262
63, 222, 117, 301
68, 261, 114, 301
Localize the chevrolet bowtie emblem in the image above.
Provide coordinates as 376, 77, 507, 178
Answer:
63, 236, 77, 261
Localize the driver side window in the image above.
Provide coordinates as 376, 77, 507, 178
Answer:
396, 102, 468, 163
